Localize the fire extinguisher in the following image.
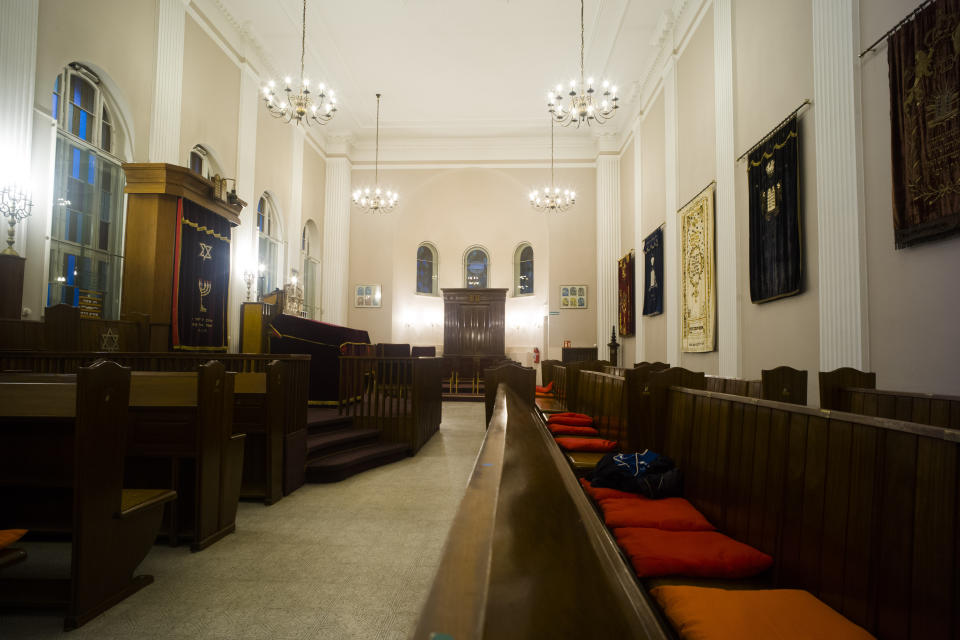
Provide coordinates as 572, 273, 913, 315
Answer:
533, 347, 541, 364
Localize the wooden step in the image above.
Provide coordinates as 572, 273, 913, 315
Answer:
304, 443, 410, 483
306, 428, 380, 461
306, 407, 354, 433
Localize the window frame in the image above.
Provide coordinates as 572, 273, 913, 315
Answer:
53, 64, 120, 159
415, 241, 439, 296
513, 242, 534, 296
463, 245, 490, 289
257, 194, 284, 298
301, 223, 321, 319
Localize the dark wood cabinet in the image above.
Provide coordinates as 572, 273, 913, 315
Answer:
442, 288, 506, 357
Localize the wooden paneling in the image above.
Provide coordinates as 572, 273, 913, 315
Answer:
442, 289, 506, 357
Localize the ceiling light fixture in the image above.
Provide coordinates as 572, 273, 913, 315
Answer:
261, 0, 337, 126
353, 94, 398, 213
530, 118, 576, 212
547, 0, 618, 127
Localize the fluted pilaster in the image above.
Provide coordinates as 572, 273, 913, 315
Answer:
287, 129, 304, 279
813, 0, 868, 370
663, 58, 681, 366
321, 157, 351, 325
632, 119, 645, 364
596, 154, 621, 363
0, 0, 38, 186
714, 0, 740, 376
148, 0, 185, 164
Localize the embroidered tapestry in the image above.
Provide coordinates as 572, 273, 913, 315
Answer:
748, 115, 802, 303
172, 198, 231, 350
889, 0, 960, 248
642, 227, 663, 316
618, 251, 635, 336
680, 184, 715, 353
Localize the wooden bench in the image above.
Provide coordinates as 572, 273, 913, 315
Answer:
484, 361, 535, 425
535, 362, 567, 413
820, 367, 960, 428
0, 360, 176, 629
644, 366, 960, 639
413, 384, 670, 639
705, 366, 808, 405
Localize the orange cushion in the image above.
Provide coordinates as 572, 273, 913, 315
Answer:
601, 498, 714, 531
548, 424, 600, 436
548, 412, 591, 423
548, 416, 594, 427
535, 381, 554, 393
649, 585, 875, 640
613, 528, 772, 579
554, 437, 617, 453
579, 478, 643, 503
0, 529, 27, 549
535, 391, 554, 398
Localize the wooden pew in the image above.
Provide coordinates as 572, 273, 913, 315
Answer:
646, 367, 960, 639
561, 370, 629, 472
705, 366, 808, 405
413, 384, 669, 640
0, 360, 175, 629
484, 361, 535, 425
540, 359, 562, 387
820, 367, 960, 429
234, 361, 291, 505
563, 359, 609, 414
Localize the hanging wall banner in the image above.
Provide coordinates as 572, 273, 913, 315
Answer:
748, 115, 802, 303
618, 250, 635, 336
172, 198, 231, 351
642, 227, 663, 316
888, 0, 960, 248
680, 184, 716, 353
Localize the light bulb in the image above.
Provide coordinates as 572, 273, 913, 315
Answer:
587, 77, 594, 86
268, 80, 276, 88
602, 80, 610, 88
319, 83, 325, 91
284, 76, 292, 85
611, 86, 618, 94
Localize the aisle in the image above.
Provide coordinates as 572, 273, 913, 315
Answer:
0, 402, 487, 640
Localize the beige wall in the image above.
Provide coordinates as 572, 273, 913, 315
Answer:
346, 165, 597, 355
180, 14, 239, 178
676, 12, 718, 374
640, 93, 667, 364
859, 0, 960, 395
732, 0, 820, 402
252, 105, 294, 280
618, 138, 636, 362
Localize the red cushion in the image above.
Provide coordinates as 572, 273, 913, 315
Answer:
0, 529, 27, 550
535, 381, 554, 393
613, 528, 773, 579
548, 416, 594, 427
601, 498, 715, 531
579, 478, 644, 503
535, 391, 555, 398
548, 412, 591, 422
554, 437, 618, 453
548, 424, 601, 436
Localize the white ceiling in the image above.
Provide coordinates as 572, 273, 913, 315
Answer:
217, 0, 674, 145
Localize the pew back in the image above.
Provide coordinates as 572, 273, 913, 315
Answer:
484, 361, 535, 425
577, 371, 628, 443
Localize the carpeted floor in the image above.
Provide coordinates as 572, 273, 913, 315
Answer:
0, 402, 487, 640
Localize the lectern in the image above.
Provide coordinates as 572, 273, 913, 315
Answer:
121, 164, 242, 351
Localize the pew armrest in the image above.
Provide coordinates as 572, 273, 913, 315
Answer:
119, 489, 177, 520
0, 548, 27, 570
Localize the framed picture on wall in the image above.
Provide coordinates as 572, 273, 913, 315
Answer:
354, 284, 382, 308
559, 284, 588, 309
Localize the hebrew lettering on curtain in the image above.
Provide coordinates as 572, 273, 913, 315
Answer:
172, 198, 231, 351
888, 0, 960, 248
617, 250, 635, 336
748, 115, 802, 303
680, 184, 715, 353
642, 227, 663, 316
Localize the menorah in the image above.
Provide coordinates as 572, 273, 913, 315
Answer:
1, 185, 34, 256
198, 279, 212, 312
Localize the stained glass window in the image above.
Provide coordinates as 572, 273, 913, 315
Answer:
515, 243, 533, 295
464, 247, 488, 288
416, 243, 437, 294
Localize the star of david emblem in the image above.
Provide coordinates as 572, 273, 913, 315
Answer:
199, 242, 213, 261
100, 328, 119, 352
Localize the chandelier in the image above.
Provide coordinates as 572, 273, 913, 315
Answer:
547, 0, 618, 127
530, 118, 576, 212
352, 94, 398, 213
261, 0, 337, 126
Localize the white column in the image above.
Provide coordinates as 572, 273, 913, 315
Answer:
148, 0, 186, 164
714, 0, 740, 377
663, 57, 681, 366
0, 0, 38, 190
632, 119, 645, 364
813, 0, 869, 370
229, 62, 259, 351
596, 154, 621, 363
287, 128, 304, 280
321, 157, 351, 325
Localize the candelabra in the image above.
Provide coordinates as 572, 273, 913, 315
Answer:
1, 185, 34, 256
243, 270, 255, 302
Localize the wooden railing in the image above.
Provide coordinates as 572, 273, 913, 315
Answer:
338, 356, 442, 454
413, 385, 668, 639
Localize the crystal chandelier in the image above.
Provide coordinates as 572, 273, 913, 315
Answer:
530, 118, 576, 212
547, 0, 618, 127
353, 94, 398, 213
262, 0, 337, 126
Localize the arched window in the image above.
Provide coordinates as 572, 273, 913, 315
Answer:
257, 194, 282, 297
416, 242, 438, 295
188, 144, 221, 179
514, 243, 534, 295
301, 222, 320, 319
47, 63, 126, 319
464, 246, 489, 288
